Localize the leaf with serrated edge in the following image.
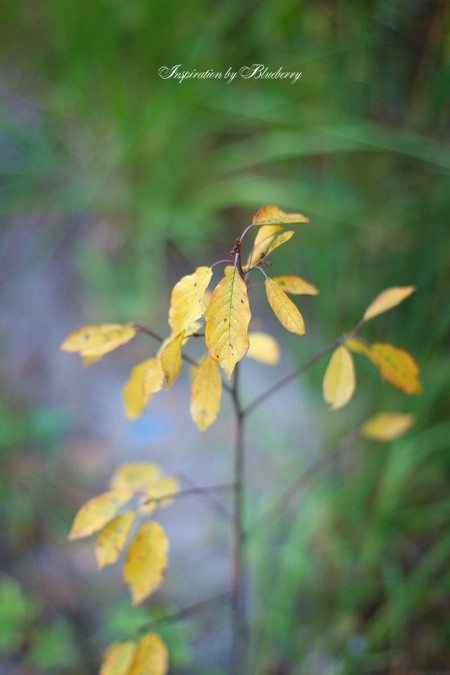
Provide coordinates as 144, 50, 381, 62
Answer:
265, 278, 305, 336
68, 491, 133, 540
139, 477, 180, 515
60, 323, 136, 357
190, 354, 222, 432
160, 331, 184, 389
272, 275, 318, 295
205, 269, 251, 380
123, 358, 163, 420
124, 522, 169, 605
168, 267, 213, 334
127, 634, 168, 675
252, 205, 309, 226
110, 462, 162, 492
247, 332, 280, 365
100, 641, 137, 675
361, 412, 415, 441
372, 343, 422, 394
95, 510, 135, 569
363, 286, 416, 321
323, 346, 356, 410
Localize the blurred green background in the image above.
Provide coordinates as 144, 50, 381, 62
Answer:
0, 0, 449, 673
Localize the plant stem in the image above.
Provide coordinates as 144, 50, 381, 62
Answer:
230, 363, 249, 674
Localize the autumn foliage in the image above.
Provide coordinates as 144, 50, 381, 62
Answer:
61, 206, 421, 674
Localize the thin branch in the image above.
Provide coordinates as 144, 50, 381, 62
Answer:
174, 473, 234, 518
142, 483, 235, 507
242, 338, 341, 415
135, 591, 232, 635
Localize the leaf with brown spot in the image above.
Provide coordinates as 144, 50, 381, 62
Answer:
272, 275, 318, 296
60, 323, 137, 357
371, 343, 422, 394
252, 205, 309, 226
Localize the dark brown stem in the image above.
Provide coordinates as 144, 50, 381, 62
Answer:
230, 363, 249, 674
243, 338, 341, 416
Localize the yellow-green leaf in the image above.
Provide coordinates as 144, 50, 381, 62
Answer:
68, 491, 133, 541
361, 412, 415, 441
123, 358, 164, 420
127, 634, 168, 675
95, 510, 135, 569
272, 275, 318, 296
190, 354, 222, 432
110, 462, 162, 492
100, 641, 137, 675
168, 266, 213, 334
345, 337, 374, 361
160, 331, 184, 389
372, 343, 422, 394
139, 477, 180, 515
363, 286, 416, 321
205, 269, 251, 380
265, 278, 305, 336
245, 225, 283, 268
60, 323, 137, 357
252, 205, 309, 226
323, 346, 356, 410
246, 332, 280, 365
124, 522, 169, 605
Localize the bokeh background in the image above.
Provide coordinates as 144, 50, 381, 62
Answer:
0, 1, 449, 673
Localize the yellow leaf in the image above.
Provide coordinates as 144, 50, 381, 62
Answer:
265, 278, 305, 336
110, 462, 162, 492
252, 205, 309, 226
127, 634, 168, 675
323, 345, 356, 410
60, 323, 136, 357
95, 510, 135, 569
345, 337, 374, 361
139, 477, 180, 515
83, 354, 103, 366
363, 286, 416, 321
142, 358, 165, 401
205, 269, 251, 380
245, 225, 283, 268
68, 491, 133, 541
160, 331, 184, 389
168, 266, 213, 334
123, 358, 164, 420
100, 641, 137, 675
272, 275, 318, 296
124, 522, 169, 605
361, 412, 415, 441
246, 332, 280, 365
190, 354, 222, 432
371, 343, 422, 394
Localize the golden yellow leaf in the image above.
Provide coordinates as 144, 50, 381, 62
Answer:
95, 510, 135, 569
190, 354, 222, 432
363, 286, 416, 321
168, 266, 213, 334
100, 641, 137, 675
124, 522, 169, 605
345, 337, 374, 361
127, 634, 168, 675
142, 358, 165, 401
252, 205, 309, 226
265, 278, 305, 336
160, 331, 184, 389
139, 477, 180, 515
371, 343, 422, 394
272, 275, 318, 296
323, 345, 356, 410
205, 269, 251, 380
110, 462, 162, 492
60, 323, 137, 357
246, 332, 280, 365
83, 354, 103, 366
68, 491, 133, 541
361, 412, 415, 441
123, 358, 163, 421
